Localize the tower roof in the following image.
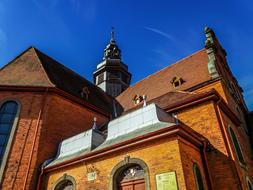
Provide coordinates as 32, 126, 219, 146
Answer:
103, 28, 121, 60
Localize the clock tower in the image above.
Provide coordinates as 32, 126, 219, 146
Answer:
93, 29, 131, 97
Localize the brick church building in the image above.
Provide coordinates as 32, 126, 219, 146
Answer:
0, 27, 252, 190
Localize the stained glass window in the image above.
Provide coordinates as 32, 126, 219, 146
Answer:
0, 101, 18, 164
117, 165, 145, 183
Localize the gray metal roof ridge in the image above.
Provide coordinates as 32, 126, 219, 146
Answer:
46, 103, 176, 168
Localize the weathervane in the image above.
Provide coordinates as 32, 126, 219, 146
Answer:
110, 26, 115, 43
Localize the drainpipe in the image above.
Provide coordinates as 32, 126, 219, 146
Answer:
22, 87, 48, 190
36, 166, 45, 190
215, 102, 243, 190
202, 141, 214, 190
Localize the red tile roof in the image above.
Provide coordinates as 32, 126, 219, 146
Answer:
0, 47, 114, 114
116, 49, 211, 111
121, 90, 199, 114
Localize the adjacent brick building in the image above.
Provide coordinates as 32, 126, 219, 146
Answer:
0, 27, 252, 190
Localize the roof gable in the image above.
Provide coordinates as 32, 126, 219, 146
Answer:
0, 47, 53, 87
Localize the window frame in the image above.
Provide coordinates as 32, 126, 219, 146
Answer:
0, 99, 21, 183
228, 125, 246, 165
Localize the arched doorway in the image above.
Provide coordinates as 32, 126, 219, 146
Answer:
53, 174, 76, 190
110, 157, 150, 190
117, 164, 145, 190
54, 180, 74, 190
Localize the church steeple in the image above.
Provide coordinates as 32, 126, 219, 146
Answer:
103, 28, 121, 60
93, 29, 131, 98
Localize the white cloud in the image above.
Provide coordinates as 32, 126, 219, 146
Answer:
32, 0, 97, 22
68, 0, 96, 21
32, 0, 60, 10
145, 26, 175, 41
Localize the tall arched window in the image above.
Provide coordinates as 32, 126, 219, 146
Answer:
229, 126, 245, 164
0, 101, 19, 164
193, 163, 204, 190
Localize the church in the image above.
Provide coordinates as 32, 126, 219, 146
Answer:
0, 27, 252, 190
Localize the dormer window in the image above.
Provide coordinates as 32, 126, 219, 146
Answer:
132, 94, 143, 105
80, 86, 90, 100
170, 76, 184, 87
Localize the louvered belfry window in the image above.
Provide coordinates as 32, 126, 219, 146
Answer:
0, 101, 18, 164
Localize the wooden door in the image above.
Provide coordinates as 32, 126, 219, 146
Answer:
119, 178, 145, 190
117, 165, 145, 190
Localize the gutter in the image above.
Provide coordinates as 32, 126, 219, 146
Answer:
202, 141, 214, 190
36, 167, 44, 190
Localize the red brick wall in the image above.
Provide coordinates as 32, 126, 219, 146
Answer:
176, 101, 228, 154
219, 109, 253, 189
45, 137, 195, 190
195, 77, 253, 188
179, 139, 208, 190
175, 101, 244, 189
0, 91, 108, 190
0, 91, 43, 190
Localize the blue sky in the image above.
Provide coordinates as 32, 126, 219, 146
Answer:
0, 0, 252, 110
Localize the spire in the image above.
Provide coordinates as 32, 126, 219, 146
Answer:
103, 27, 121, 60
110, 27, 115, 43
93, 28, 131, 97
